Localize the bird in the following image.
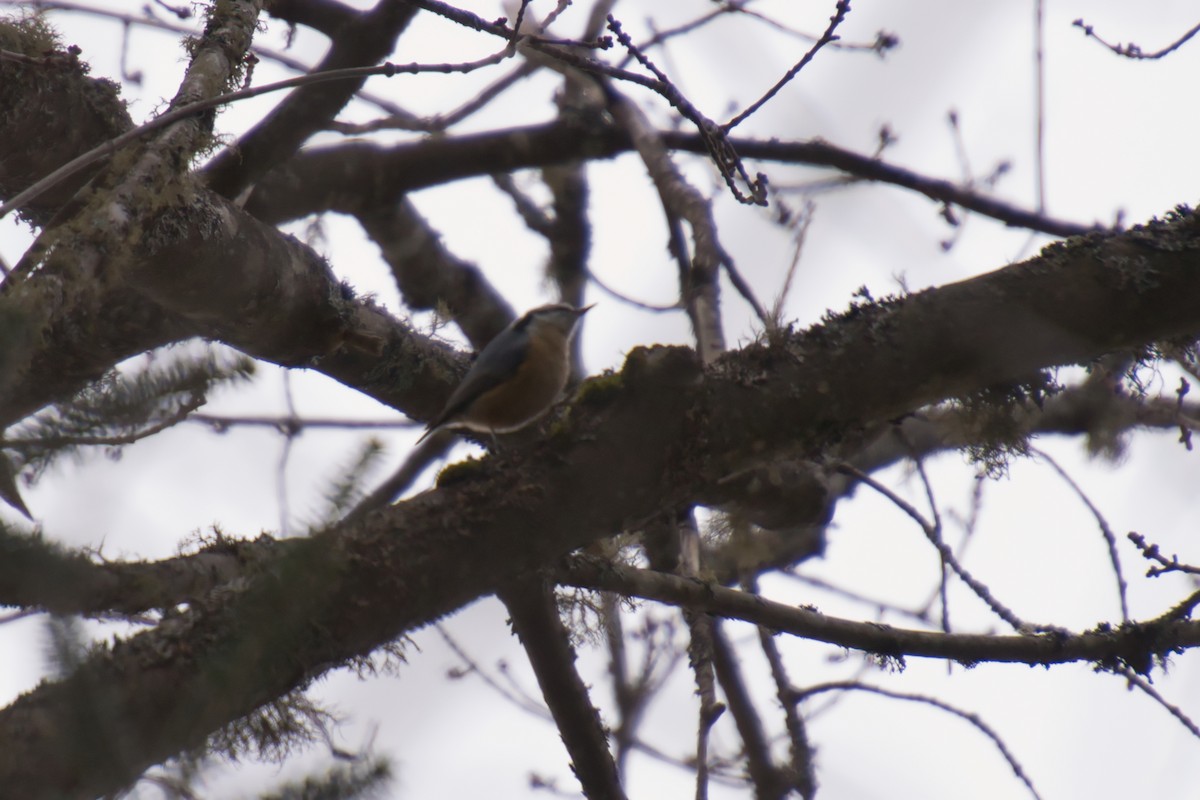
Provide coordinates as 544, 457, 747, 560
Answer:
416, 303, 594, 444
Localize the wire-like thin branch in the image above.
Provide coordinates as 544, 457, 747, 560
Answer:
793, 682, 1044, 800
768, 199, 815, 327
1115, 665, 1200, 739
333, 60, 540, 134
437, 625, 552, 721
1073, 17, 1200, 60
587, 271, 682, 312
910, 454, 952, 634
605, 15, 767, 206
1032, 448, 1130, 621
416, 0, 772, 207
784, 571, 934, 626
835, 463, 1035, 632
605, 609, 682, 774
492, 173, 554, 236
7, 393, 203, 449
1033, 0, 1047, 213
276, 373, 299, 537
723, 0, 850, 131
189, 413, 413, 432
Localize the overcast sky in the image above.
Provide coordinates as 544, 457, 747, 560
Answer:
3, 1, 1200, 798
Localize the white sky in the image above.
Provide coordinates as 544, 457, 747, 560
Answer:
2, 1, 1200, 798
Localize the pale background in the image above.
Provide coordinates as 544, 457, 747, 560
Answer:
2, 1, 1199, 798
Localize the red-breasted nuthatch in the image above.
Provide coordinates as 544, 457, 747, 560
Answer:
417, 303, 594, 443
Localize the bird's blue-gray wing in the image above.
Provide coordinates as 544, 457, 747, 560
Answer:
429, 328, 528, 428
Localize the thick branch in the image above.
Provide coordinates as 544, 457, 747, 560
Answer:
3, 223, 1200, 795
0, 20, 461, 432
0, 195, 460, 429
0, 41, 1103, 433
0, 527, 279, 614
0, 21, 132, 227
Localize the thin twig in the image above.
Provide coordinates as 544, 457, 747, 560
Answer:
276, 373, 299, 537
1128, 532, 1200, 578
910, 455, 952, 634
437, 625, 553, 721
724, 0, 850, 132
1073, 18, 1200, 60
328, 63, 534, 134
1032, 448, 1130, 621
794, 682, 1044, 800
744, 576, 815, 798
1115, 665, 1200, 739
7, 394, 204, 449
491, 173, 554, 235
605, 15, 768, 205
783, 571, 934, 626
835, 463, 1034, 632
587, 271, 681, 313
768, 199, 815, 327
188, 413, 415, 432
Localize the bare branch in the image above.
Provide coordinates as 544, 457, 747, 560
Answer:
1031, 448, 1130, 621
794, 682, 1044, 800
835, 463, 1034, 632
558, 556, 1200, 669
1114, 665, 1200, 740
1073, 17, 1200, 60
501, 581, 628, 800
438, 624, 553, 721
1128, 532, 1200, 579
746, 578, 816, 799
0, 524, 279, 615
244, 124, 1098, 238
710, 622, 793, 800
606, 15, 767, 206
723, 0, 850, 132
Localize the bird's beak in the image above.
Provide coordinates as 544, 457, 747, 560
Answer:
578, 303, 596, 314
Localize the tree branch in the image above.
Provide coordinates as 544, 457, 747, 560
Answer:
558, 557, 1200, 669
4, 222, 1200, 793
244, 122, 1098, 238
201, 0, 417, 198
0, 526, 280, 615
501, 582, 627, 800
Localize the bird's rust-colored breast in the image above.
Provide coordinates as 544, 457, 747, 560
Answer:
464, 328, 572, 433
